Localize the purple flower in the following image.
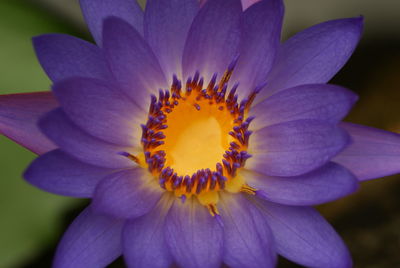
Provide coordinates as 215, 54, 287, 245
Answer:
1, 0, 400, 267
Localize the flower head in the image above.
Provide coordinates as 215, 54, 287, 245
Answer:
1, 0, 400, 267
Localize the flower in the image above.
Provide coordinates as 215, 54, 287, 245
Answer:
1, 0, 400, 267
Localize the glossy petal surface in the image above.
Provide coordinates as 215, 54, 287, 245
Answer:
248, 120, 350, 176
123, 195, 173, 268
24, 149, 112, 197
33, 34, 111, 82
54, 207, 123, 268
52, 77, 144, 146
103, 17, 168, 111
334, 122, 400, 180
144, 0, 198, 80
182, 0, 242, 81
39, 108, 132, 169
92, 169, 163, 219
220, 194, 276, 268
251, 198, 352, 268
243, 162, 358, 206
251, 84, 358, 129
231, 0, 283, 96
165, 198, 223, 268
0, 92, 57, 154
258, 17, 363, 101
80, 0, 143, 45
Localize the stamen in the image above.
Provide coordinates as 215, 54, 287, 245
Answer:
138, 62, 261, 214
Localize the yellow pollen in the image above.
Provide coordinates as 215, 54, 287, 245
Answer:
130, 67, 260, 215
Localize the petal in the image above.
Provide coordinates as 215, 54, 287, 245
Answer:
334, 122, 400, 181
39, 108, 133, 169
92, 169, 163, 219
243, 162, 359, 206
24, 149, 113, 198
144, 0, 199, 81
220, 193, 277, 268
0, 92, 57, 154
259, 17, 363, 100
182, 0, 242, 81
53, 206, 123, 268
79, 0, 143, 46
241, 0, 262, 10
164, 198, 223, 268
199, 0, 261, 10
248, 119, 350, 176
231, 0, 284, 96
123, 194, 173, 268
103, 17, 168, 111
32, 34, 112, 83
251, 84, 358, 130
251, 198, 352, 268
52, 77, 145, 146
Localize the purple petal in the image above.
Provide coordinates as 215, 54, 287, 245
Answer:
52, 77, 145, 146
258, 17, 363, 100
79, 0, 143, 46
251, 198, 352, 268
199, 0, 260, 10
220, 193, 277, 268
92, 169, 163, 219
144, 0, 199, 81
0, 92, 57, 155
164, 198, 223, 268
39, 108, 133, 169
251, 84, 358, 129
241, 0, 261, 10
24, 149, 113, 198
248, 119, 350, 176
32, 34, 112, 83
123, 195, 173, 268
334, 122, 400, 181
231, 0, 283, 96
243, 162, 358, 206
53, 206, 123, 268
182, 0, 242, 81
103, 17, 168, 111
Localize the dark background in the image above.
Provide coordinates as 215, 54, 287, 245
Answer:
0, 0, 399, 267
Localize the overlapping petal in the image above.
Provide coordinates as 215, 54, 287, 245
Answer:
164, 198, 223, 268
32, 34, 112, 83
103, 17, 168, 111
220, 194, 277, 268
123, 195, 173, 268
231, 0, 283, 97
0, 92, 57, 154
144, 0, 198, 81
251, 84, 358, 130
251, 198, 352, 268
92, 169, 163, 219
182, 0, 242, 81
243, 162, 358, 206
248, 119, 350, 176
39, 108, 132, 169
80, 0, 143, 45
257, 17, 363, 101
24, 149, 112, 198
53, 206, 123, 268
52, 77, 144, 146
334, 122, 400, 181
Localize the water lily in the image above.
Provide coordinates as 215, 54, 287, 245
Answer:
1, 0, 400, 267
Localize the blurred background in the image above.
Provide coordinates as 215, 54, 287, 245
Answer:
0, 0, 399, 267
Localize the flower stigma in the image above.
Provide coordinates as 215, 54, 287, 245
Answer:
122, 62, 261, 216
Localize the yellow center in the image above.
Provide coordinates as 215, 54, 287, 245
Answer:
159, 96, 234, 175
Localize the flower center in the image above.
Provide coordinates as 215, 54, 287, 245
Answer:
123, 64, 259, 215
